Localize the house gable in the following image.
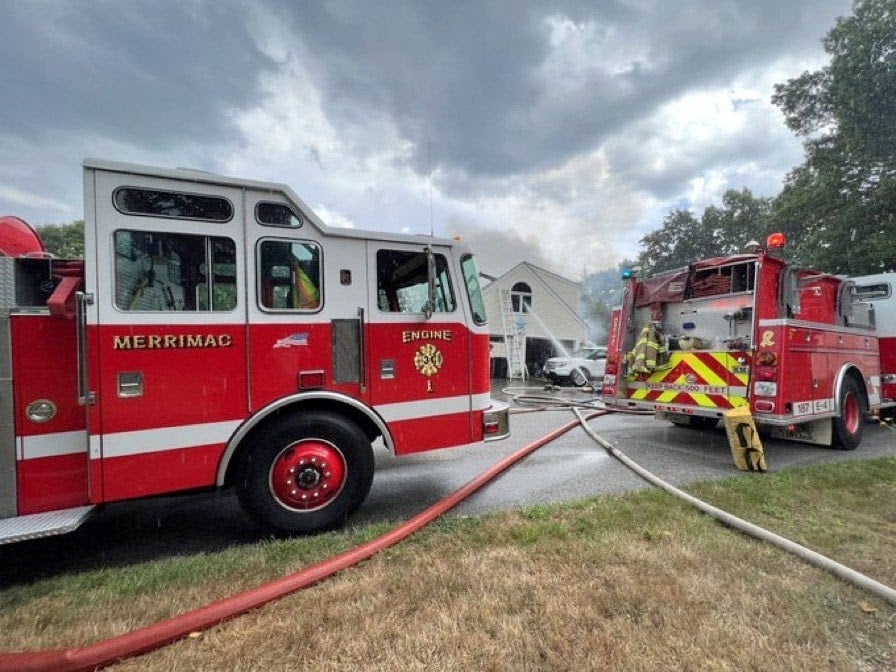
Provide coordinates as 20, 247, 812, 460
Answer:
482, 262, 588, 346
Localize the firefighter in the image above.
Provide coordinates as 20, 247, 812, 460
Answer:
626, 321, 669, 375
292, 262, 319, 309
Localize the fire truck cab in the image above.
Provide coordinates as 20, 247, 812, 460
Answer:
602, 235, 882, 450
851, 272, 896, 416
0, 159, 509, 543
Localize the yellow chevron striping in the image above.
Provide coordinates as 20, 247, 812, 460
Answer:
683, 354, 727, 387
627, 351, 752, 408
655, 373, 687, 402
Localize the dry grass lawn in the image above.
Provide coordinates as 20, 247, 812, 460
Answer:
1, 458, 894, 671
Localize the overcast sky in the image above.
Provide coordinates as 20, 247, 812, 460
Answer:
0, 0, 853, 276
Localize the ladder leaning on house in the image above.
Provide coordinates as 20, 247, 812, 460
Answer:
499, 289, 527, 380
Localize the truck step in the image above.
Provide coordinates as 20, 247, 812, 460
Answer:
0, 505, 95, 545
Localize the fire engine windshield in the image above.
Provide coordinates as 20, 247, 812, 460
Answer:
461, 254, 487, 325
377, 249, 455, 313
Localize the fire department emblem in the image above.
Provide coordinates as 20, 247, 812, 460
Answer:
414, 343, 443, 377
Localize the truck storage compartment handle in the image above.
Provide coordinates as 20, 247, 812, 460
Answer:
357, 306, 366, 393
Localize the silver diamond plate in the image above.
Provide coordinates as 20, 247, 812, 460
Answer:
0, 505, 95, 545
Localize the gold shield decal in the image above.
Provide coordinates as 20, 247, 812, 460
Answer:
414, 343, 443, 377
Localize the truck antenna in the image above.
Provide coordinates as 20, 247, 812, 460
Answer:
428, 141, 434, 237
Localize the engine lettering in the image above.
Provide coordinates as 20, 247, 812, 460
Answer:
402, 329, 453, 343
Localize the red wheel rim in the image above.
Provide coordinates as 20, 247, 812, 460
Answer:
269, 440, 347, 511
843, 392, 860, 434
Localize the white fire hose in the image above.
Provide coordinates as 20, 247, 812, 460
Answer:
571, 406, 896, 607
503, 385, 896, 606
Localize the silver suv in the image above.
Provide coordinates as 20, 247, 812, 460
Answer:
542, 347, 607, 386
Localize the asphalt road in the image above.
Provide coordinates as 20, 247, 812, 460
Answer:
2, 385, 893, 585
355, 389, 896, 525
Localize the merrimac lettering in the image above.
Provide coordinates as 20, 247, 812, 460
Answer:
113, 334, 234, 349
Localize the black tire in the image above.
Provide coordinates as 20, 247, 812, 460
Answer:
689, 416, 719, 430
569, 367, 588, 387
236, 411, 374, 534
832, 378, 865, 451
670, 415, 719, 430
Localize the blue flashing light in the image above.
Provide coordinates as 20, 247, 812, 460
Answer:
621, 268, 633, 279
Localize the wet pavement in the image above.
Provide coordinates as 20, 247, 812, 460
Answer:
2, 379, 893, 584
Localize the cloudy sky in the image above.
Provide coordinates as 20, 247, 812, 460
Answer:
0, 0, 853, 276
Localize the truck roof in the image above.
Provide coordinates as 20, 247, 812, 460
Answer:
82, 158, 466, 251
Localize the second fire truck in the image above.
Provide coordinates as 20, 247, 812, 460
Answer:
602, 234, 885, 449
0, 159, 509, 544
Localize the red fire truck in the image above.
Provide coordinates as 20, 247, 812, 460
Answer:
0, 159, 509, 544
602, 234, 883, 449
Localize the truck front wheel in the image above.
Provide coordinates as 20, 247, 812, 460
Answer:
237, 411, 374, 534
832, 378, 865, 451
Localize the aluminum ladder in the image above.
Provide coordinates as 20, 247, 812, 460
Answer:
499, 289, 527, 379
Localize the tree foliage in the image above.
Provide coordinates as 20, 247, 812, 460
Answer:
35, 220, 85, 258
771, 0, 896, 274
635, 189, 774, 275
637, 0, 896, 275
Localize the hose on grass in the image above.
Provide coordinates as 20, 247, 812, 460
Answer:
2, 386, 891, 671
573, 407, 896, 607
0, 412, 606, 672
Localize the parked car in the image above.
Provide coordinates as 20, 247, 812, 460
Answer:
542, 347, 607, 386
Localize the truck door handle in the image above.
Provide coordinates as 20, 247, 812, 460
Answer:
75, 291, 95, 405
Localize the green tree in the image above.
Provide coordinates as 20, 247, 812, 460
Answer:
701, 189, 775, 254
635, 209, 707, 275
772, 0, 896, 273
35, 220, 84, 258
635, 190, 774, 275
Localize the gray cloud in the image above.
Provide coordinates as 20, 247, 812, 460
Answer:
445, 221, 557, 278
0, 0, 854, 271
0, 1, 275, 148
276, 0, 844, 185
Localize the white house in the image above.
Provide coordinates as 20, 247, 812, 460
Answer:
482, 261, 590, 377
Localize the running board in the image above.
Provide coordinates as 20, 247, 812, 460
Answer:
0, 505, 96, 545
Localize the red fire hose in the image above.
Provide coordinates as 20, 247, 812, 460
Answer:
0, 412, 604, 672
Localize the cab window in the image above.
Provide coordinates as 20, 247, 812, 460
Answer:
113, 188, 232, 222
258, 239, 321, 311
256, 202, 303, 229
114, 231, 236, 311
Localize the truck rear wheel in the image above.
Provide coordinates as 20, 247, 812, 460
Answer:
237, 411, 374, 534
670, 415, 719, 430
832, 378, 864, 451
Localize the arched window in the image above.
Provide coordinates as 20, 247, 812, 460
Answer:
511, 282, 532, 313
